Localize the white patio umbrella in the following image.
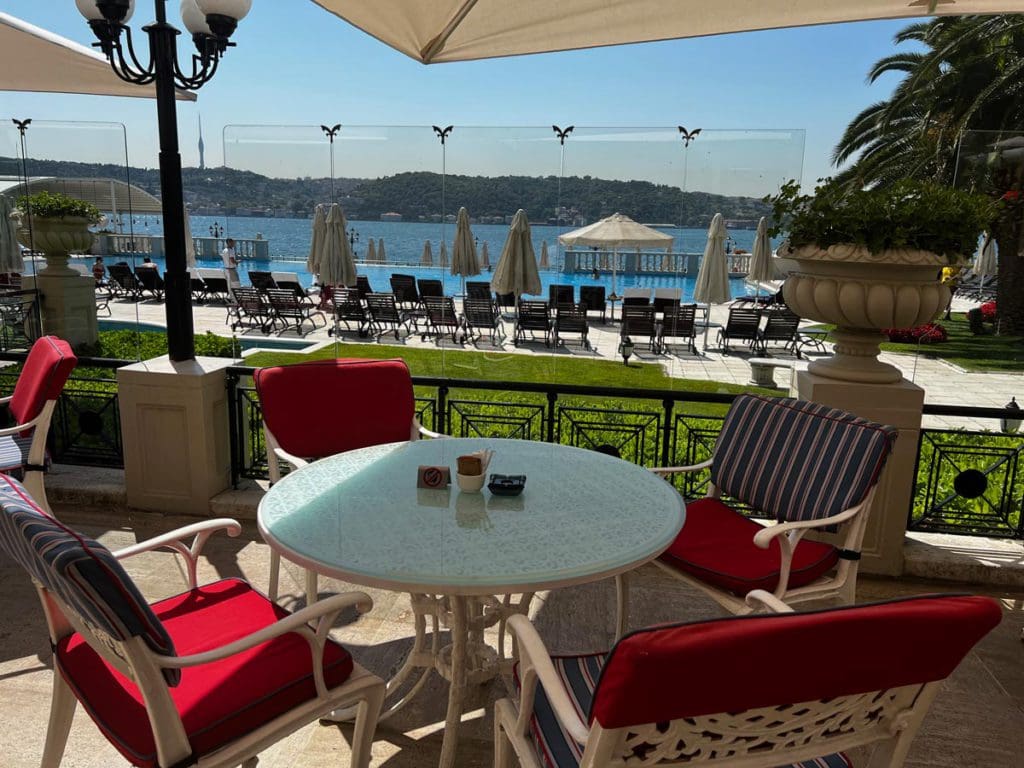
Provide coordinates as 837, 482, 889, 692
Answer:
450, 207, 480, 296
318, 203, 356, 287
309, 1, 1004, 64
421, 240, 433, 266
439, 241, 449, 269
539, 241, 550, 270
694, 213, 732, 350
975, 232, 997, 291
0, 12, 195, 100
492, 209, 542, 301
365, 238, 377, 264
183, 207, 196, 269
306, 204, 327, 276
747, 216, 774, 296
378, 238, 387, 263
559, 212, 673, 296
0, 196, 24, 275
480, 241, 490, 269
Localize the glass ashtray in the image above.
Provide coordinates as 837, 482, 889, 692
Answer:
488, 474, 526, 496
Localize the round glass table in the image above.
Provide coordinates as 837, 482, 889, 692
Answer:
258, 437, 685, 768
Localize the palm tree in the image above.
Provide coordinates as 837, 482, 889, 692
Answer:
833, 15, 1024, 332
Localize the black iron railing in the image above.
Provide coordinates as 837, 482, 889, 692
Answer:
0, 354, 134, 468
226, 365, 1024, 539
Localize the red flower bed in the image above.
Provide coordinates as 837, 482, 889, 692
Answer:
980, 301, 997, 322
884, 323, 948, 344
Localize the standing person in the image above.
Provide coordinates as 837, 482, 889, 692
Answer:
221, 237, 240, 287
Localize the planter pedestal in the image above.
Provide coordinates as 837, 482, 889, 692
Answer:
21, 273, 98, 350
796, 370, 923, 577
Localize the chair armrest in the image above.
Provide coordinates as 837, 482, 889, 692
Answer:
0, 407, 47, 437
745, 590, 795, 613
113, 518, 242, 589
415, 418, 446, 440
274, 446, 308, 471
162, 590, 373, 698
506, 614, 590, 745
0, 394, 13, 406
648, 457, 714, 477
751, 502, 863, 550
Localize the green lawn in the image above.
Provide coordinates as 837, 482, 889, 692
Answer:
244, 341, 757, 395
811, 313, 1024, 373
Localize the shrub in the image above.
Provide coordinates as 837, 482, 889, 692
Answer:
884, 323, 948, 344
15, 191, 102, 224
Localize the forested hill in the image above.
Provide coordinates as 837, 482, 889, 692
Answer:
0, 157, 769, 225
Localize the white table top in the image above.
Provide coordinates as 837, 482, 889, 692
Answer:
258, 437, 685, 596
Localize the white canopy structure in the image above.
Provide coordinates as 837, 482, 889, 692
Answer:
309, 1, 1016, 64
0, 12, 195, 100
559, 212, 672, 295
0, 177, 164, 214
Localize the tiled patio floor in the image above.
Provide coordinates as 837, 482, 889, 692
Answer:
1, 502, 1021, 767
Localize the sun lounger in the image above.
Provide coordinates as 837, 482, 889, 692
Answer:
466, 281, 492, 303
463, 298, 505, 345
623, 287, 651, 306
653, 287, 682, 314
579, 285, 607, 323
754, 306, 801, 355
264, 287, 325, 336
661, 302, 698, 354
249, 270, 276, 291
621, 305, 662, 353
107, 263, 142, 299
135, 267, 165, 300
366, 293, 413, 340
196, 268, 232, 303
548, 284, 574, 306
355, 275, 374, 300
514, 300, 552, 347
718, 305, 762, 353
328, 287, 370, 337
228, 286, 276, 333
553, 302, 590, 349
420, 295, 466, 344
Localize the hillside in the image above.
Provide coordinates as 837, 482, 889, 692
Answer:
0, 157, 769, 225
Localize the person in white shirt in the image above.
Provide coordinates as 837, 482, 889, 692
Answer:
221, 238, 240, 287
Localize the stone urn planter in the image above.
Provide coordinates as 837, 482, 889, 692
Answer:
783, 244, 951, 384
16, 216, 95, 276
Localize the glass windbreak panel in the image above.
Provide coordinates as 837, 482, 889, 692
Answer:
0, 119, 145, 358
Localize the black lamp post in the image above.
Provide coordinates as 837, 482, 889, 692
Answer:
77, 0, 250, 362
209, 222, 223, 238
619, 336, 635, 366
348, 228, 359, 254
1001, 397, 1021, 433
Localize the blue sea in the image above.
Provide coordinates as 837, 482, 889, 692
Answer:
101, 215, 768, 300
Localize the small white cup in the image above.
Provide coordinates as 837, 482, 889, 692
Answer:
456, 472, 486, 493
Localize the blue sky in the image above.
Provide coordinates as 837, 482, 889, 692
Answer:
2, 2, 917, 193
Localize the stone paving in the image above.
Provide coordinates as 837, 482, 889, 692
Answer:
105, 291, 1020, 431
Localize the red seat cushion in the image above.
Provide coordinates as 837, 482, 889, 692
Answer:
659, 497, 840, 596
56, 578, 354, 768
9, 336, 77, 425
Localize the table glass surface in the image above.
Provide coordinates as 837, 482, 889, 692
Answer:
258, 438, 685, 594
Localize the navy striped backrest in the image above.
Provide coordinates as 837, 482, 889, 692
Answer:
711, 396, 897, 525
0, 476, 178, 684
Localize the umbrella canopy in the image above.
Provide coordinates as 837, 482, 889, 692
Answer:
975, 233, 997, 279
558, 212, 673, 251
318, 203, 357, 287
0, 196, 24, 274
480, 241, 490, 269
421, 240, 433, 266
183, 207, 196, 269
378, 238, 387, 263
439, 241, 449, 269
694, 213, 732, 305
0, 12, 195, 100
306, 204, 327, 275
450, 207, 480, 277
366, 238, 377, 264
310, 1, 1013, 64
747, 216, 774, 286
539, 241, 550, 270
492, 209, 542, 298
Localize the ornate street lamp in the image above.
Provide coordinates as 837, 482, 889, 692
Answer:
209, 221, 223, 238
1001, 397, 1021, 433
619, 336, 635, 366
77, 0, 251, 361
348, 228, 359, 253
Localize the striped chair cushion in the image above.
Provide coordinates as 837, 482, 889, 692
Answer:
0, 475, 178, 684
513, 652, 851, 768
0, 434, 47, 478
711, 395, 897, 527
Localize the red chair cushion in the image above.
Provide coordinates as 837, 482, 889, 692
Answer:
8, 336, 77, 425
56, 578, 354, 768
591, 594, 1001, 729
659, 497, 840, 595
254, 358, 415, 459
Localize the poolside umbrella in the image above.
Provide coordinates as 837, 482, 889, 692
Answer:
539, 241, 550, 270
306, 204, 327, 275
378, 238, 387, 263
747, 216, 773, 296
439, 241, 449, 269
480, 241, 490, 269
492, 209, 542, 301
365, 238, 377, 264
975, 232, 997, 291
319, 203, 357, 287
450, 207, 480, 297
559, 212, 672, 297
183, 206, 196, 269
0, 196, 25, 275
694, 213, 732, 350
421, 240, 433, 266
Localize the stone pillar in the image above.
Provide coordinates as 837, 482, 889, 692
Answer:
22, 273, 98, 350
118, 356, 235, 515
796, 370, 924, 576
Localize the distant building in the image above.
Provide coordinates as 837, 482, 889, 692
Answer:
197, 115, 205, 171
380, 211, 403, 222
